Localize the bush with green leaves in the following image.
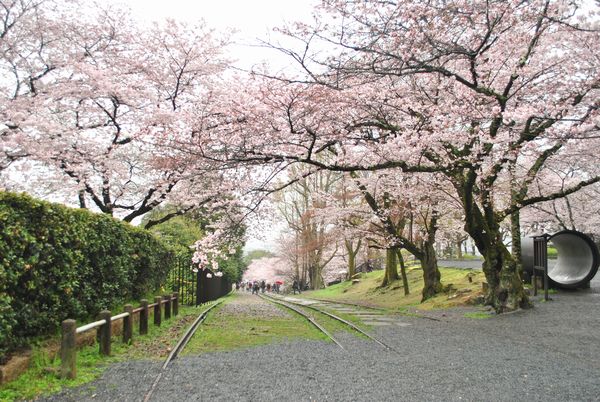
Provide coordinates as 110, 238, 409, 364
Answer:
0, 192, 174, 361
145, 206, 247, 284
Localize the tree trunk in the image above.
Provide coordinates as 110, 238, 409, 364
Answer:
78, 190, 87, 209
456, 241, 463, 259
348, 250, 356, 279
309, 265, 323, 290
480, 238, 531, 312
345, 240, 359, 279
420, 210, 443, 301
510, 209, 524, 278
381, 246, 400, 287
509, 159, 524, 279
420, 241, 442, 301
456, 172, 531, 313
396, 249, 409, 295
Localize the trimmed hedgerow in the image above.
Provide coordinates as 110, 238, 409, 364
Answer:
0, 192, 174, 361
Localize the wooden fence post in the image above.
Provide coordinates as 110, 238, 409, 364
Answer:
172, 292, 178, 316
164, 294, 171, 320
60, 319, 77, 379
98, 310, 112, 356
140, 299, 149, 335
154, 296, 162, 327
123, 304, 133, 344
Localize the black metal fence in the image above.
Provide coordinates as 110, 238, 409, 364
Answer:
532, 234, 550, 301
167, 254, 231, 306
196, 269, 232, 304
167, 254, 197, 305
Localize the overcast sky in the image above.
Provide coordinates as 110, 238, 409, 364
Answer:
112, 0, 319, 71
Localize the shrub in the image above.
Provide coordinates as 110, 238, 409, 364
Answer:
0, 192, 174, 360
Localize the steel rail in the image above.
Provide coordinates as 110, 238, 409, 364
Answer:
304, 296, 441, 322
143, 299, 224, 402
308, 297, 386, 311
258, 294, 344, 350
264, 295, 396, 352
161, 299, 224, 369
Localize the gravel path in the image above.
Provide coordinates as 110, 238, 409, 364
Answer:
40, 288, 600, 402
215, 293, 291, 318
438, 258, 484, 270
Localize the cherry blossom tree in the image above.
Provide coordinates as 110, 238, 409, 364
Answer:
242, 256, 288, 285
350, 171, 448, 299
1, 0, 235, 226
0, 0, 63, 171
273, 166, 340, 289
197, 0, 600, 312
521, 169, 600, 237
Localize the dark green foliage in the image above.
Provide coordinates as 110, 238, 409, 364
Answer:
145, 205, 247, 284
143, 209, 204, 254
243, 249, 274, 265
0, 192, 174, 361
218, 245, 246, 283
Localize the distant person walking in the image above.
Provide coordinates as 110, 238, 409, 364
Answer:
292, 280, 299, 295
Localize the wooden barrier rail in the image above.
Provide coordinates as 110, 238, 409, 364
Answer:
60, 292, 179, 379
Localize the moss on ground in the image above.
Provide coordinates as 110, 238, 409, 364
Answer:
303, 266, 486, 312
182, 295, 347, 355
464, 312, 492, 319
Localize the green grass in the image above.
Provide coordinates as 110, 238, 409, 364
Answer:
182, 296, 344, 355
464, 312, 492, 319
455, 254, 482, 261
0, 304, 204, 401
0, 347, 108, 401
303, 267, 486, 312
301, 306, 362, 335
0, 294, 365, 400
316, 306, 369, 328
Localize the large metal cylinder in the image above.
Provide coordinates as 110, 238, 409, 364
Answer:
521, 230, 599, 289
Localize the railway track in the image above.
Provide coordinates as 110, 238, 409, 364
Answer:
143, 299, 223, 402
143, 292, 397, 401
259, 293, 396, 352
308, 296, 441, 322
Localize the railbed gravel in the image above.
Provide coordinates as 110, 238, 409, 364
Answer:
40, 284, 600, 402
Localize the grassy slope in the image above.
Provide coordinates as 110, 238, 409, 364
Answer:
305, 266, 486, 311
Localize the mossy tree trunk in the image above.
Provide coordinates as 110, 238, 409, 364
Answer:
396, 249, 409, 295
419, 241, 442, 301
381, 246, 400, 287
457, 175, 531, 313
510, 208, 524, 278
410, 210, 443, 301
353, 173, 443, 299
345, 239, 361, 279
308, 265, 323, 289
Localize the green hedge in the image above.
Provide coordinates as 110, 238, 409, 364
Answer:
0, 192, 174, 361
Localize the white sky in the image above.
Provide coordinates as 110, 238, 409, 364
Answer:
112, 0, 319, 71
